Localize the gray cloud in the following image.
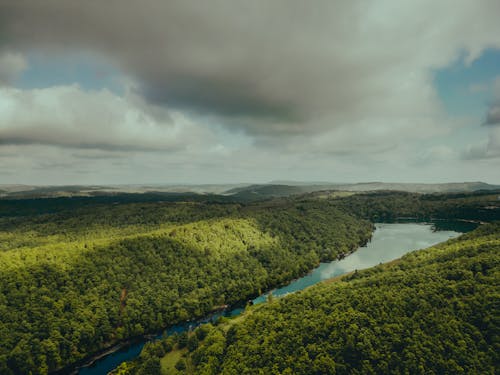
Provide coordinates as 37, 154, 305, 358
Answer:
0, 136, 167, 152
138, 79, 300, 123
462, 139, 500, 160
2, 0, 500, 139
472, 77, 500, 158
32, 160, 76, 170
484, 78, 500, 126
484, 104, 500, 125
1, 1, 500, 184
71, 151, 127, 160
0, 51, 26, 85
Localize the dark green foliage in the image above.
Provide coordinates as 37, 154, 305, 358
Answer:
178, 223, 500, 374
0, 192, 235, 218
175, 358, 187, 371
187, 334, 199, 352
177, 332, 189, 349
332, 190, 500, 222
131, 341, 164, 375
136, 358, 161, 375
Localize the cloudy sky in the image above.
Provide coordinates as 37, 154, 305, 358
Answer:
1, 0, 500, 185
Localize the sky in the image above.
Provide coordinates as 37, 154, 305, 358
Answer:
1, 0, 500, 185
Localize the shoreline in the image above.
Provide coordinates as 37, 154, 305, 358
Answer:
50, 232, 375, 374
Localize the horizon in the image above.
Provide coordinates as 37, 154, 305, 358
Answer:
2, 180, 500, 188
1, 179, 500, 186
1, 1, 500, 184
1, 180, 500, 191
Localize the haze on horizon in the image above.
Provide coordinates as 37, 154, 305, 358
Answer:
1, 1, 500, 185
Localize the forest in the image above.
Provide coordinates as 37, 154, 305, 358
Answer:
123, 221, 500, 375
0, 195, 372, 374
0, 190, 498, 374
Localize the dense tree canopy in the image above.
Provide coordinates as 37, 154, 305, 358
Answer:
0, 196, 372, 374
129, 222, 499, 375
330, 190, 500, 222
0, 190, 498, 374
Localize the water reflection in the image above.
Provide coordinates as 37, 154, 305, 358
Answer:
253, 223, 460, 303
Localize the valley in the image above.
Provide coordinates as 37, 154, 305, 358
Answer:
0, 189, 498, 374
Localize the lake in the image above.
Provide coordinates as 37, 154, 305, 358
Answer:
78, 221, 469, 374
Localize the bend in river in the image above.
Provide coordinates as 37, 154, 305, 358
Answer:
78, 221, 469, 375
253, 222, 462, 303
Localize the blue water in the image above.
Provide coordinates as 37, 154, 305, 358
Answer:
78, 222, 462, 374
78, 308, 244, 374
78, 344, 145, 375
253, 223, 459, 303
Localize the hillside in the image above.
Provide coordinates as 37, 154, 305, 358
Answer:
329, 190, 500, 222
0, 199, 372, 374
130, 222, 499, 375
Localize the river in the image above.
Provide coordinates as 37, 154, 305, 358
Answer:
78, 221, 471, 374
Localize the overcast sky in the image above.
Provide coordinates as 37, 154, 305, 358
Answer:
1, 0, 500, 185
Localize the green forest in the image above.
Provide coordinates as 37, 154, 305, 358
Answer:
124, 221, 500, 375
0, 190, 498, 374
0, 196, 372, 374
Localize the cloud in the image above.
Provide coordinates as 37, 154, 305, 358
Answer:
0, 51, 27, 85
483, 77, 500, 126
468, 76, 500, 159
2, 0, 500, 139
485, 104, 500, 125
462, 136, 500, 160
0, 84, 214, 152
414, 145, 458, 165
0, 1, 500, 183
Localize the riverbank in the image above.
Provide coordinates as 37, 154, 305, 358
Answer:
54, 231, 375, 375
82, 222, 464, 375
159, 223, 498, 375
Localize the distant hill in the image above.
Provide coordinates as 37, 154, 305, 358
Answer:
329, 181, 500, 193
0, 183, 247, 199
1, 181, 498, 199
224, 184, 309, 198
225, 181, 500, 200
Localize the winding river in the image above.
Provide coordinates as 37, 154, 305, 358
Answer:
78, 221, 473, 375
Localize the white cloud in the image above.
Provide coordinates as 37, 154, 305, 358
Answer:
0, 84, 215, 152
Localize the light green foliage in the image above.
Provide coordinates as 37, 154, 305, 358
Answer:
0, 197, 372, 374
